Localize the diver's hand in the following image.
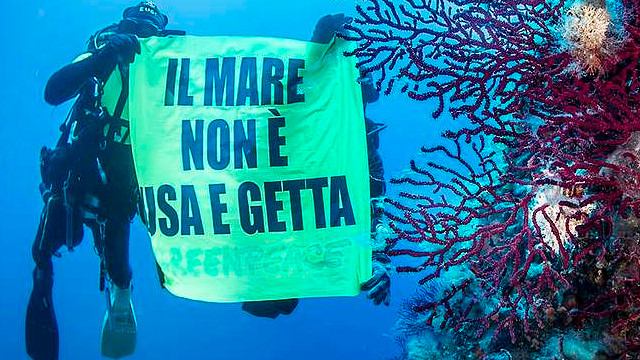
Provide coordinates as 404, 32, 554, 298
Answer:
311, 13, 353, 43
361, 252, 392, 306
100, 33, 141, 65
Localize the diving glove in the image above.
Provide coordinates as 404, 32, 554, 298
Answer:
100, 283, 137, 359
361, 252, 392, 306
98, 33, 141, 66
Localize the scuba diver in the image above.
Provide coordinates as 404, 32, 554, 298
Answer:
241, 13, 392, 319
26, 2, 182, 359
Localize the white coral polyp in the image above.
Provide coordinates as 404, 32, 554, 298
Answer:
562, 0, 617, 74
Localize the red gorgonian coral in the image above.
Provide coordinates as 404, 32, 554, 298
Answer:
346, 0, 640, 357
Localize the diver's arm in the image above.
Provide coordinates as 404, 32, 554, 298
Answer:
366, 118, 386, 198
44, 34, 141, 106
44, 53, 117, 105
364, 117, 391, 306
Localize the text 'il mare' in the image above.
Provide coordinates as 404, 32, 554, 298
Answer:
164, 57, 306, 107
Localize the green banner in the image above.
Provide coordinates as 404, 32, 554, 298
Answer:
129, 36, 372, 302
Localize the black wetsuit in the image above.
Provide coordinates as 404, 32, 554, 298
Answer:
366, 117, 386, 229
34, 45, 138, 290
26, 32, 141, 360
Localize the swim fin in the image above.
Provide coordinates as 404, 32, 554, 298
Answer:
25, 267, 59, 360
100, 284, 137, 359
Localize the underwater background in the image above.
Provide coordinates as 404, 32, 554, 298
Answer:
0, 1, 438, 359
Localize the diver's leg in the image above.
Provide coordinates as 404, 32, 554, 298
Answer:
98, 182, 136, 358
31, 195, 73, 268
103, 217, 132, 289
26, 196, 67, 360
99, 216, 137, 359
96, 140, 138, 358
97, 140, 136, 289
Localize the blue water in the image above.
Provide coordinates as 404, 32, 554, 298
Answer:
0, 1, 439, 359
